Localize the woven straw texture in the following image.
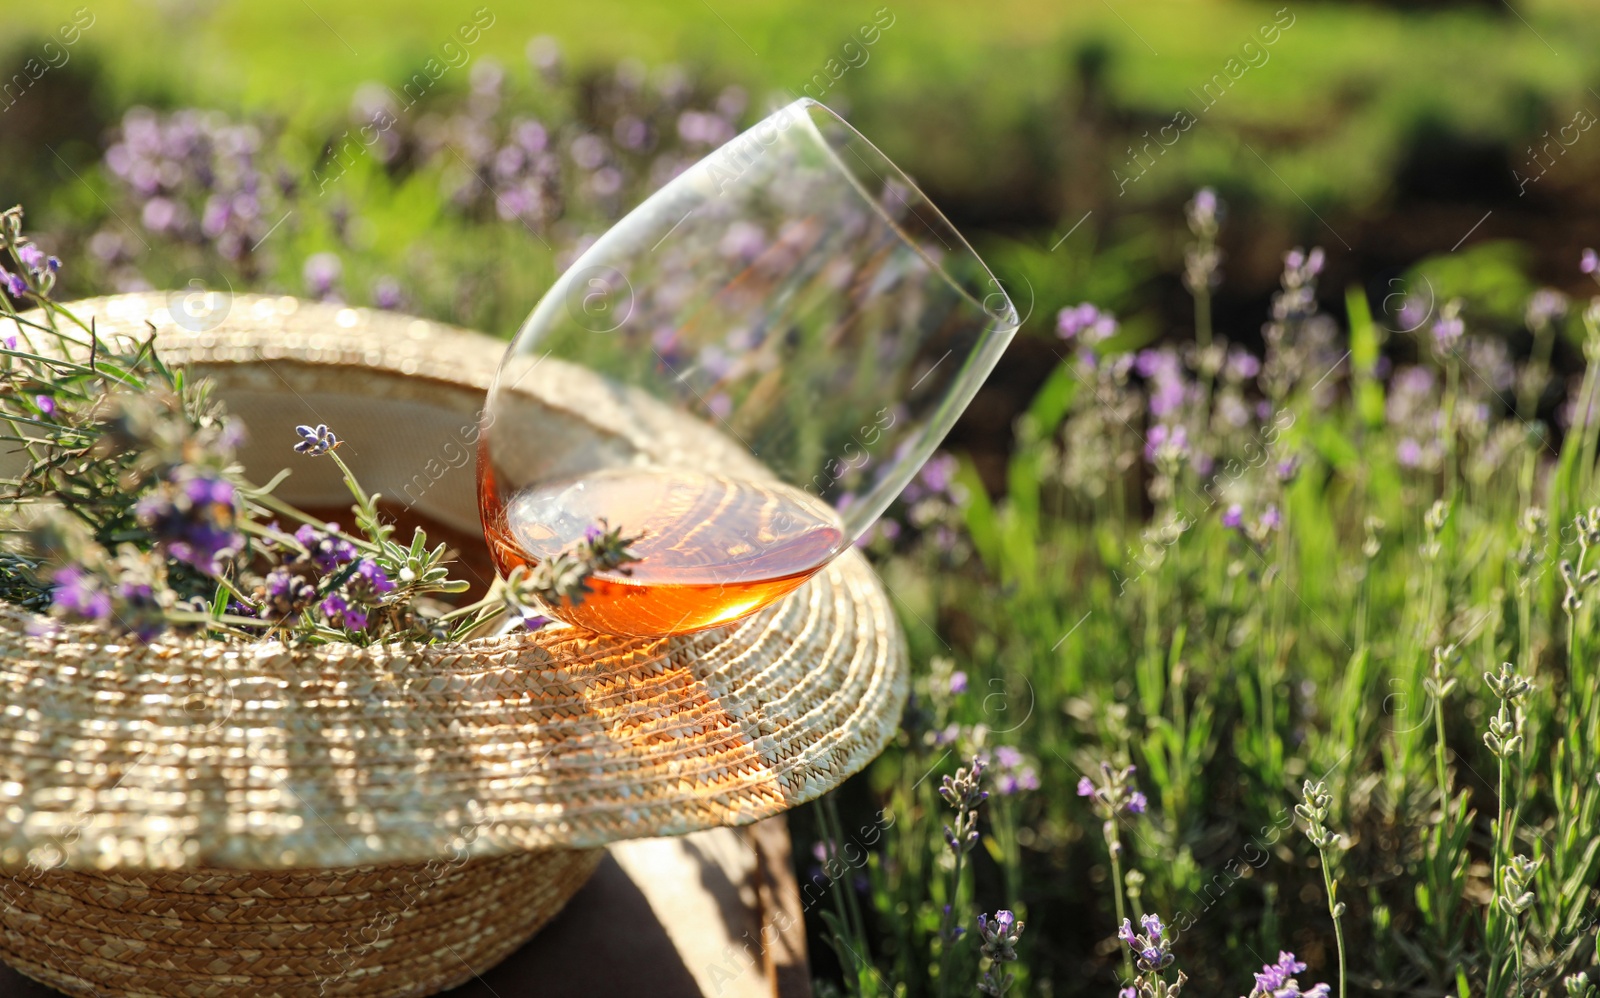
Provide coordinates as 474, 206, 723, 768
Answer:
0, 294, 910, 871
0, 847, 603, 997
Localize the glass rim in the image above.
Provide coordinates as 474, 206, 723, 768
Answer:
788, 97, 1019, 332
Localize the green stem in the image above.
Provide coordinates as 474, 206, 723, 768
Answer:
1109, 827, 1133, 982
1319, 846, 1346, 998
1432, 685, 1450, 835
938, 846, 965, 998
1443, 356, 1460, 500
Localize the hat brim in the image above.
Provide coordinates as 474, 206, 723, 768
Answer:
0, 294, 908, 870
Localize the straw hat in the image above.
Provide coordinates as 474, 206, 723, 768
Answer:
0, 293, 909, 997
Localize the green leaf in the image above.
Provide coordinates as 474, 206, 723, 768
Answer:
1024, 361, 1079, 438
1345, 286, 1386, 429
1309, 418, 1360, 472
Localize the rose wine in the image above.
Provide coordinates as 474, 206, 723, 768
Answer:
478, 455, 848, 637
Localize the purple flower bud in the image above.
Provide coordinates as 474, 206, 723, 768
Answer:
49, 565, 113, 622
1143, 423, 1188, 463
373, 276, 404, 311
354, 558, 394, 595
1223, 504, 1244, 529
1258, 505, 1282, 533
1, 268, 28, 297
949, 671, 968, 695
1397, 437, 1423, 469
1432, 313, 1464, 351
1077, 776, 1096, 797
303, 252, 343, 300
1582, 248, 1598, 275
295, 523, 356, 571
34, 395, 56, 416
1057, 303, 1117, 344
16, 244, 45, 273
1526, 288, 1568, 327
1226, 349, 1261, 380
1118, 919, 1137, 946
1125, 791, 1148, 814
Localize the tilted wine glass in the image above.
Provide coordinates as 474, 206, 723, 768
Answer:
479, 98, 1018, 636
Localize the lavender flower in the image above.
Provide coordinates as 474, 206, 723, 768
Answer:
348, 558, 395, 603
1527, 288, 1568, 328
1397, 437, 1423, 469
102, 107, 280, 265
294, 523, 356, 571
1396, 295, 1428, 332
135, 472, 241, 574
372, 276, 404, 310
1583, 247, 1598, 276
16, 243, 59, 278
950, 671, 968, 694
977, 909, 1026, 996
1079, 761, 1147, 821
303, 253, 343, 301
1144, 423, 1188, 464
902, 452, 964, 506
1222, 504, 1244, 529
938, 756, 988, 855
505, 519, 643, 612
1430, 298, 1466, 357
294, 423, 341, 456
48, 565, 113, 623
992, 745, 1039, 795
1119, 913, 1174, 973
260, 563, 318, 619
1242, 952, 1330, 998
1186, 187, 1219, 234
1225, 349, 1261, 382
978, 909, 1024, 961
319, 592, 368, 632
1057, 303, 1118, 345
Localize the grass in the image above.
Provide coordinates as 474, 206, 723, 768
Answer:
800, 227, 1600, 994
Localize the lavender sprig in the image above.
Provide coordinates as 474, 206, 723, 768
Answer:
1242, 951, 1330, 998
1079, 759, 1148, 979
0, 204, 493, 645
976, 909, 1025, 996
935, 756, 987, 998
1116, 913, 1186, 998
1296, 780, 1346, 998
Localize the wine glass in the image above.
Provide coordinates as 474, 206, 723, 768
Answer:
479, 97, 1018, 637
